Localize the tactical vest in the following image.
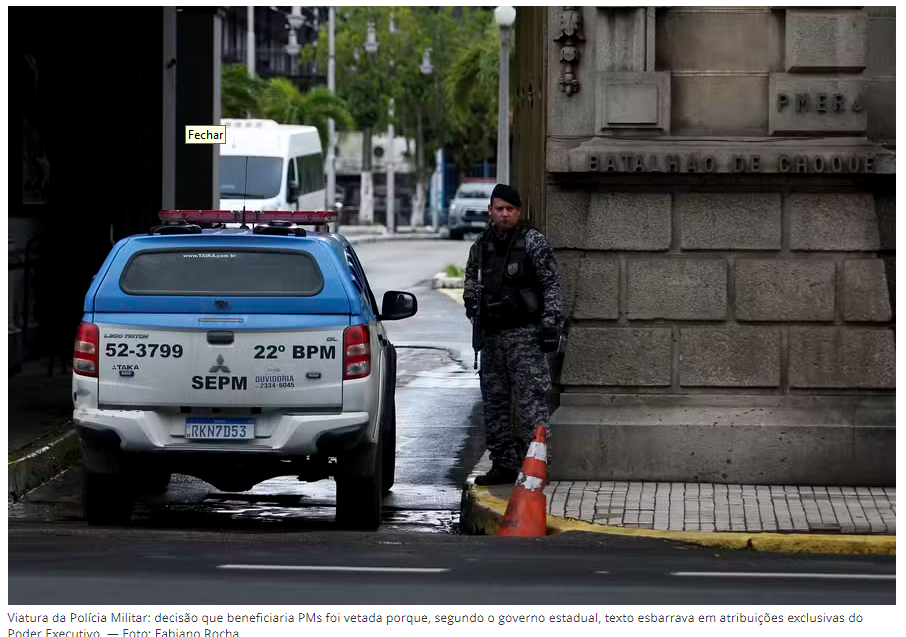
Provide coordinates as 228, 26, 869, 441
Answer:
479, 228, 544, 330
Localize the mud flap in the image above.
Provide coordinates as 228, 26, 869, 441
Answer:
76, 424, 124, 474
335, 441, 379, 479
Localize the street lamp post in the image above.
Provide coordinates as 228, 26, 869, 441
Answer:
432, 148, 444, 233
285, 7, 302, 59
386, 97, 395, 233
494, 6, 516, 185
327, 7, 337, 227
386, 15, 396, 234
414, 47, 432, 227
247, 6, 255, 79
358, 19, 379, 226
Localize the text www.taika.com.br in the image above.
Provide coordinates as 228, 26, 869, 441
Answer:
7, 610, 869, 635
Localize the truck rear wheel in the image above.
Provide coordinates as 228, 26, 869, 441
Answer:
336, 435, 383, 531
83, 467, 133, 526
130, 469, 172, 494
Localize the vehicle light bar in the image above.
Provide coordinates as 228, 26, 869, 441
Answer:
159, 210, 337, 224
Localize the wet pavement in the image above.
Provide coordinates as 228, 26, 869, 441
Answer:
9, 239, 898, 605
9, 522, 895, 605
10, 239, 483, 534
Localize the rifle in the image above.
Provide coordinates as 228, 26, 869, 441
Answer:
548, 319, 570, 387
472, 240, 483, 370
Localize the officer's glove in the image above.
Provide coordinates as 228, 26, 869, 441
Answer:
540, 326, 560, 352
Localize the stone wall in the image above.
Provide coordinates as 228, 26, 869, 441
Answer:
552, 191, 894, 393
528, 6, 895, 484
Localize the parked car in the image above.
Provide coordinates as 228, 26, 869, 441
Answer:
446, 179, 496, 240
72, 210, 416, 530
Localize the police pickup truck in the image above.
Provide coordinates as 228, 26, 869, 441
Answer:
72, 210, 416, 530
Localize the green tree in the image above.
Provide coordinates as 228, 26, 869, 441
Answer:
259, 79, 354, 148
221, 63, 266, 118
301, 7, 501, 224
293, 87, 355, 149
444, 15, 515, 174
302, 7, 397, 223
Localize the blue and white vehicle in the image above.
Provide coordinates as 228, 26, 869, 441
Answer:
72, 210, 416, 530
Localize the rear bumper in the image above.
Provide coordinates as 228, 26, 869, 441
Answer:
73, 407, 371, 456
450, 218, 488, 233
448, 209, 488, 229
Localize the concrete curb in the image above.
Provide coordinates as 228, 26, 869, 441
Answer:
460, 480, 896, 556
8, 425, 81, 502
346, 233, 441, 246
341, 226, 439, 237
431, 273, 465, 289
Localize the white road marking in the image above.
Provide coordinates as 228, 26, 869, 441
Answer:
670, 571, 894, 581
218, 564, 450, 574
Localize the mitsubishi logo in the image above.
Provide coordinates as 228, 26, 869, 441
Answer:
210, 354, 231, 374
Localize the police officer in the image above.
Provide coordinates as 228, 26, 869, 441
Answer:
463, 184, 563, 485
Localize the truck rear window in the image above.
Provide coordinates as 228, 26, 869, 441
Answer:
120, 249, 324, 296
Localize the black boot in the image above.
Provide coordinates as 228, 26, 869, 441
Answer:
474, 465, 519, 486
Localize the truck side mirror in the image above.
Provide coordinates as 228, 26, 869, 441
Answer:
288, 181, 300, 202
381, 291, 417, 321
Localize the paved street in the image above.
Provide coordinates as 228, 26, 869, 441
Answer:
7, 239, 896, 605
8, 525, 894, 604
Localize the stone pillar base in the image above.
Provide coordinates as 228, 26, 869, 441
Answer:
550, 393, 894, 486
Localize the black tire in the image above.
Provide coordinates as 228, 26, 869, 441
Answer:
131, 470, 172, 494
449, 229, 463, 241
83, 467, 133, 526
381, 393, 396, 493
336, 434, 383, 531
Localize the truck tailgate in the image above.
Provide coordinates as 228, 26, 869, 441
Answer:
97, 322, 345, 410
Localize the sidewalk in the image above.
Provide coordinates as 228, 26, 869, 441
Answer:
6, 231, 443, 502
8, 359, 80, 501
343, 230, 442, 245
338, 225, 441, 238
461, 452, 896, 555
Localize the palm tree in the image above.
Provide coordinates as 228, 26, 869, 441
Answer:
221, 64, 266, 118
259, 78, 354, 148
444, 17, 514, 172
295, 87, 355, 149
221, 65, 355, 147
446, 19, 501, 115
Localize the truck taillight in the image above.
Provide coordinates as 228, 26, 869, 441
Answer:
343, 324, 371, 380
73, 322, 100, 378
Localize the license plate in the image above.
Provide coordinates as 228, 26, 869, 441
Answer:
470, 221, 486, 228
185, 417, 255, 440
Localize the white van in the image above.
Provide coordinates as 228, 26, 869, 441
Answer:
219, 119, 325, 212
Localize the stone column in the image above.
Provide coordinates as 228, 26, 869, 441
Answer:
175, 7, 223, 209
534, 6, 895, 487
162, 6, 177, 211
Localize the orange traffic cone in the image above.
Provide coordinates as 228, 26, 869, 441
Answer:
497, 424, 549, 537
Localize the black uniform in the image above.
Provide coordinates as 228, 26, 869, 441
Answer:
463, 189, 563, 483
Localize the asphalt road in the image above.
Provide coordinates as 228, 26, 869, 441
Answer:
357, 238, 474, 354
8, 526, 895, 604
7, 239, 895, 605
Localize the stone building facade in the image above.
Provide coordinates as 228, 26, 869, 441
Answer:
512, 7, 895, 485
